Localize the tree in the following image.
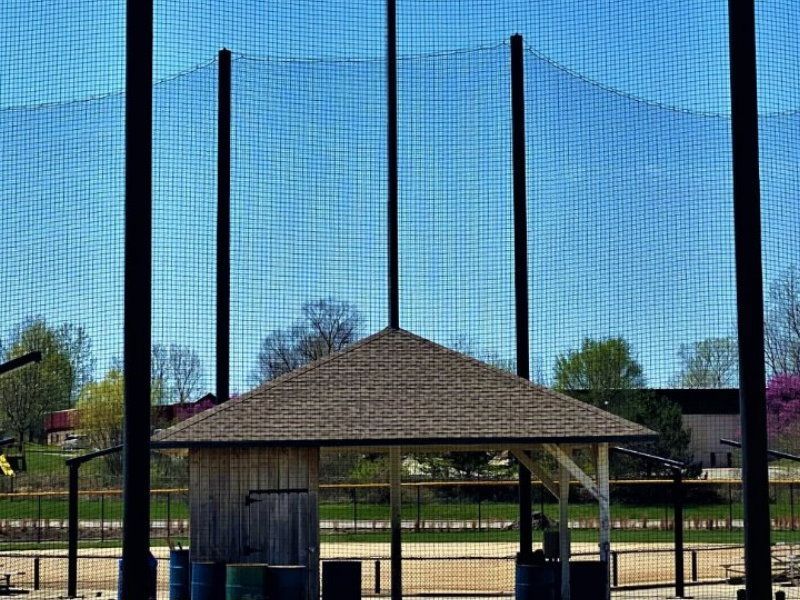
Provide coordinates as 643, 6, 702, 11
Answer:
299, 299, 361, 361
254, 299, 362, 384
256, 328, 305, 382
766, 374, 800, 444
616, 392, 692, 465
766, 268, 800, 376
0, 319, 72, 447
554, 337, 645, 409
676, 337, 738, 388
554, 337, 691, 466
168, 344, 202, 404
57, 323, 95, 406
76, 369, 124, 475
151, 344, 169, 405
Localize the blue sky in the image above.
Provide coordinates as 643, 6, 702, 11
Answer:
1, 1, 799, 397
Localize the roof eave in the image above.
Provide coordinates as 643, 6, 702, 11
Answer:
152, 433, 657, 450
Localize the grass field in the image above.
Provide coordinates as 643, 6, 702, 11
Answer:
0, 495, 794, 523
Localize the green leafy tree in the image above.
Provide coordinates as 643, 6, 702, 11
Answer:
554, 337, 645, 410
554, 337, 691, 468
0, 319, 72, 447
675, 337, 738, 388
77, 369, 124, 475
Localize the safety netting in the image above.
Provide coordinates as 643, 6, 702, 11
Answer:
0, 1, 799, 597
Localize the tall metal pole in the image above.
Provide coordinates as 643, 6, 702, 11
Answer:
673, 470, 685, 598
387, 0, 400, 329
511, 33, 533, 562
217, 48, 232, 405
67, 465, 78, 598
123, 0, 153, 596
727, 1, 773, 597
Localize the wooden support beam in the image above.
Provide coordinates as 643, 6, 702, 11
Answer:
389, 447, 402, 600
509, 447, 559, 501
544, 443, 600, 500
559, 462, 571, 600
597, 443, 611, 600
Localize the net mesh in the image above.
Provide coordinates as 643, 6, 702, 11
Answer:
0, 0, 798, 597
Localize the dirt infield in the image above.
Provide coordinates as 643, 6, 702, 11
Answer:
0, 542, 785, 597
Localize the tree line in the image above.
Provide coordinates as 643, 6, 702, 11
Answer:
2, 264, 799, 471
0, 317, 205, 450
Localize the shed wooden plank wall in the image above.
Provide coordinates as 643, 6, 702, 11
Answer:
189, 447, 320, 598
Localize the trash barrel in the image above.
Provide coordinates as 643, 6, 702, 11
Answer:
169, 549, 191, 600
226, 563, 269, 600
191, 561, 226, 600
267, 565, 307, 600
515, 564, 555, 600
118, 552, 158, 600
568, 561, 608, 600
322, 560, 361, 600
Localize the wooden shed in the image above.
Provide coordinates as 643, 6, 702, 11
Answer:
154, 327, 655, 600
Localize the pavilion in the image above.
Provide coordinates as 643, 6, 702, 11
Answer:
154, 327, 655, 599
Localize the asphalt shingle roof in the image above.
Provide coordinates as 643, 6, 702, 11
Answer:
153, 328, 655, 447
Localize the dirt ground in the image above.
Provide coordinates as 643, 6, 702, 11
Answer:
0, 542, 793, 597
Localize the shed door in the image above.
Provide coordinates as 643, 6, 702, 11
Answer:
244, 487, 312, 565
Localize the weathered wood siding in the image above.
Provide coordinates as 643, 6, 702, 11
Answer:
189, 447, 320, 598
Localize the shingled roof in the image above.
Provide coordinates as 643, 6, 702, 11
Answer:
154, 328, 655, 447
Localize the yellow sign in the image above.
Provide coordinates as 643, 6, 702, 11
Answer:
0, 454, 15, 477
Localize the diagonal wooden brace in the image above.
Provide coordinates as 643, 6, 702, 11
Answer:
543, 443, 601, 501
510, 447, 559, 501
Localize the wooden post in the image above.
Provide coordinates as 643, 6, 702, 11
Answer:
390, 447, 402, 600
597, 443, 611, 600
559, 457, 571, 600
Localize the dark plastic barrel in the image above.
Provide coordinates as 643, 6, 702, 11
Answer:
268, 565, 307, 600
568, 561, 608, 600
515, 564, 555, 600
169, 549, 191, 600
226, 563, 269, 600
117, 553, 157, 600
322, 561, 361, 600
191, 561, 226, 600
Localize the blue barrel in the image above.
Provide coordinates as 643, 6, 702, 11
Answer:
515, 564, 555, 600
117, 553, 158, 600
191, 561, 226, 600
267, 565, 307, 600
169, 549, 191, 600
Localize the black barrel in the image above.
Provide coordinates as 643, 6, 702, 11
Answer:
515, 564, 555, 600
191, 561, 226, 600
117, 553, 157, 600
267, 565, 307, 600
169, 549, 191, 600
569, 561, 608, 600
322, 560, 361, 600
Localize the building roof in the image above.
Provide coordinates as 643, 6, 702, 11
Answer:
570, 388, 740, 415
154, 328, 655, 448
